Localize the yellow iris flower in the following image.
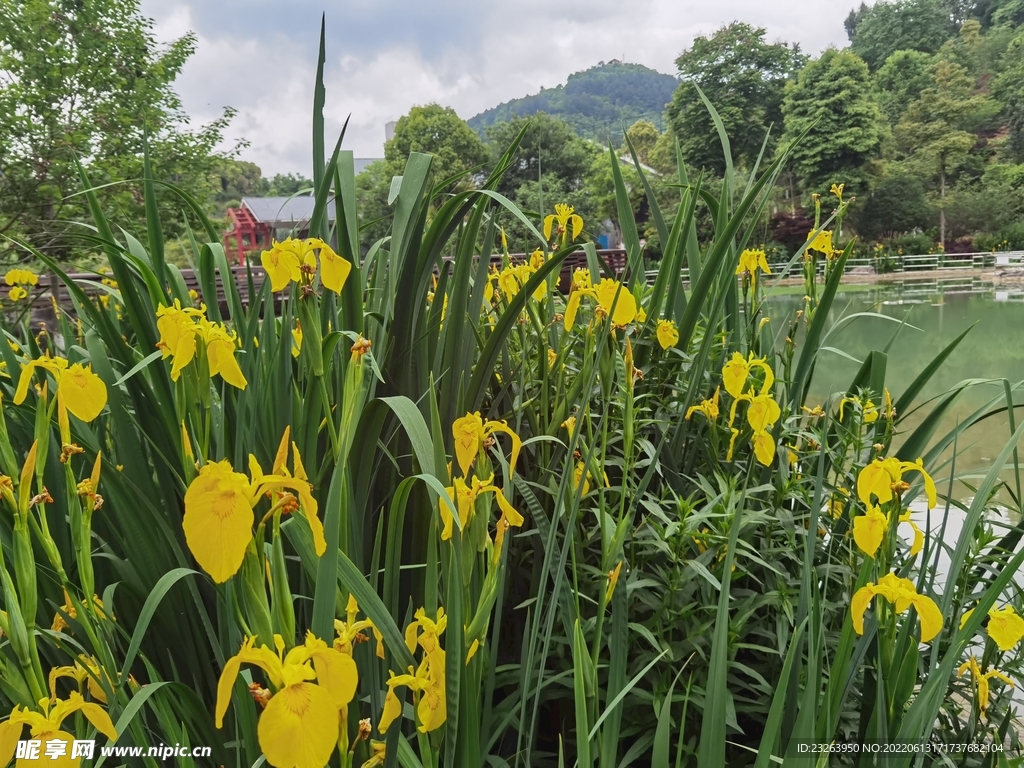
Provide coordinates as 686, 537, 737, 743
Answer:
839, 394, 878, 424
451, 412, 522, 481
260, 238, 352, 294
336, 594, 384, 660
721, 352, 773, 400
291, 320, 302, 358
441, 474, 524, 541
543, 203, 584, 244
852, 505, 888, 557
656, 319, 679, 350
156, 301, 202, 380
49, 656, 109, 704
5, 268, 39, 286
155, 303, 247, 389
379, 659, 446, 735
572, 268, 592, 291
216, 633, 353, 768
0, 692, 117, 767
200, 319, 248, 390
8, 286, 28, 302
14, 356, 107, 423
685, 388, 720, 422
183, 435, 324, 583
564, 279, 637, 330
806, 229, 837, 259
857, 457, 937, 509
735, 249, 771, 280
986, 605, 1024, 651
851, 572, 943, 642
958, 655, 1014, 718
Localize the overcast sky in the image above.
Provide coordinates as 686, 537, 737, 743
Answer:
140, 0, 855, 178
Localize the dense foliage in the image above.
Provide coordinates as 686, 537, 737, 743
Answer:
0, 0, 235, 263
2, 25, 1024, 767
467, 62, 678, 143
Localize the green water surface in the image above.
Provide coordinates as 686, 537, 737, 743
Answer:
766, 277, 1024, 485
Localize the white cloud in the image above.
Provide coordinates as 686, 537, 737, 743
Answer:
142, 0, 855, 177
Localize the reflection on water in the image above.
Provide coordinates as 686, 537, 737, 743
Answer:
766, 277, 1024, 494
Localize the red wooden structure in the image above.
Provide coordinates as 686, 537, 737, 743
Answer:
223, 205, 272, 265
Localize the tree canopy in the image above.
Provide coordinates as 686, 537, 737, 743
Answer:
666, 23, 806, 174
781, 49, 886, 203
384, 104, 488, 190
0, 0, 234, 260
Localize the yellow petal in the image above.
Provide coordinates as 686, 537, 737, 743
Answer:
317, 242, 352, 294
262, 241, 302, 292
485, 421, 522, 485
0, 719, 22, 767
183, 461, 254, 583
58, 364, 107, 422
987, 606, 1024, 651
272, 427, 291, 474
258, 683, 339, 768
570, 214, 584, 241
13, 359, 44, 405
721, 353, 750, 399
656, 320, 678, 350
416, 680, 446, 733
451, 413, 483, 478
440, 487, 455, 541
852, 507, 888, 557
206, 333, 248, 390
912, 594, 943, 643
543, 215, 555, 241
752, 430, 775, 466
851, 585, 876, 635
746, 395, 780, 433
857, 460, 894, 507
378, 683, 403, 734
309, 643, 358, 708
564, 290, 583, 331
494, 487, 525, 528
76, 700, 118, 741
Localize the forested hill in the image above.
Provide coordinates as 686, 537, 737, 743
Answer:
467, 61, 678, 141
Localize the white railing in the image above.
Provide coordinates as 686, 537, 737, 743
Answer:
643, 251, 1024, 284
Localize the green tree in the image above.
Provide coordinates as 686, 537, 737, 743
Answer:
0, 0, 234, 261
851, 172, 933, 238
384, 104, 488, 191
484, 112, 599, 198
894, 59, 998, 243
666, 22, 806, 174
875, 50, 934, 125
210, 159, 269, 216
781, 49, 886, 203
625, 119, 660, 166
849, 0, 953, 70
992, 29, 1024, 162
266, 173, 314, 197
354, 160, 392, 249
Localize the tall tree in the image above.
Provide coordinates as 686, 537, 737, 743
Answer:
894, 59, 997, 243
781, 49, 886, 203
0, 0, 234, 260
849, 0, 953, 70
874, 50, 934, 125
384, 104, 488, 190
624, 119, 660, 166
484, 112, 599, 198
666, 22, 805, 174
992, 28, 1024, 162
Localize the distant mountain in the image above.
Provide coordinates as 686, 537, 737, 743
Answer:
467, 61, 679, 141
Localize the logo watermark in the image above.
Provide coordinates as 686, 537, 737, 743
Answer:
17, 739, 212, 761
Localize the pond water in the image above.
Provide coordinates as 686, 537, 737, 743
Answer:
765, 276, 1024, 494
